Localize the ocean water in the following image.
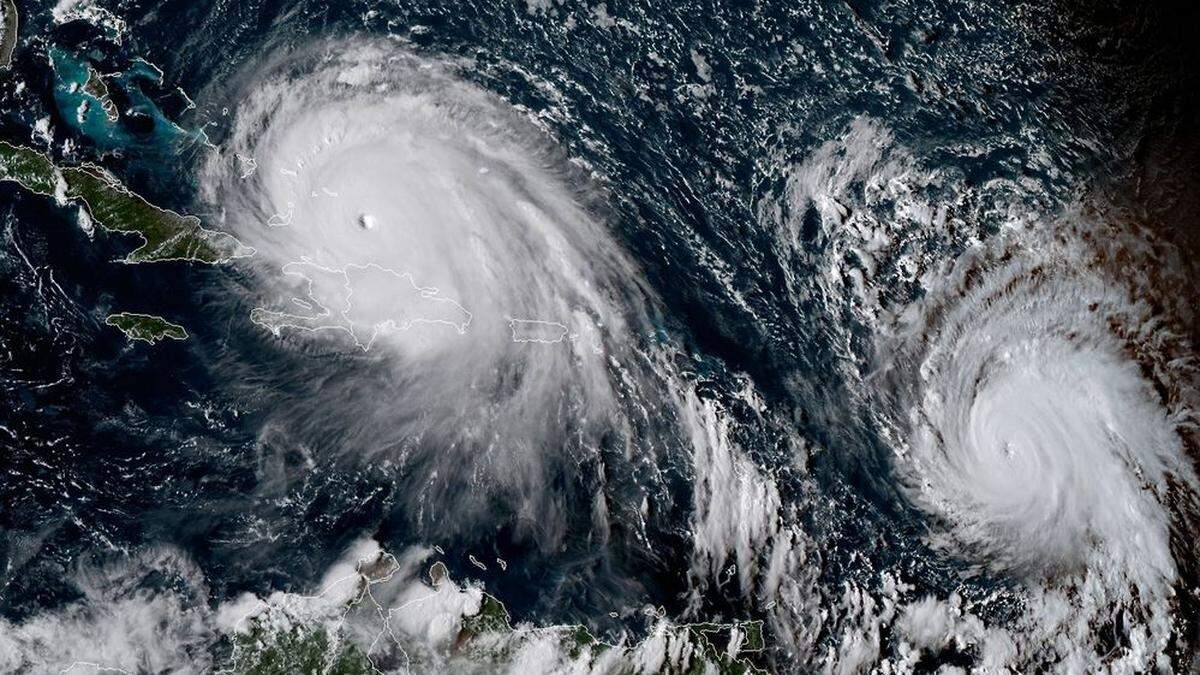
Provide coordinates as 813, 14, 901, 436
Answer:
1, 0, 1199, 672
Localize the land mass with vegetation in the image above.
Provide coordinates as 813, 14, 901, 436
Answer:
105, 312, 188, 344
0, 141, 252, 264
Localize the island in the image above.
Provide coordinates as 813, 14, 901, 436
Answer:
0, 141, 253, 264
0, 140, 57, 195
250, 261, 471, 351
0, 0, 16, 70
82, 66, 119, 122
105, 312, 188, 344
507, 318, 570, 344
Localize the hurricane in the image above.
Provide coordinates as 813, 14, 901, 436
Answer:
198, 40, 695, 551
867, 219, 1197, 663
877, 221, 1198, 584
782, 121, 1200, 668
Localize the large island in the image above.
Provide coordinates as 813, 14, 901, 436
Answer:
0, 141, 253, 264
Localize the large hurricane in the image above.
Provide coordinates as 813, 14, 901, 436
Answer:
201, 40, 685, 551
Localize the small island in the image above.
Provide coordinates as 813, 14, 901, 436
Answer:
83, 66, 119, 122
0, 141, 254, 264
507, 318, 570, 344
105, 312, 188, 344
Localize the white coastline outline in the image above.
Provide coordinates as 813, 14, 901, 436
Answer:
250, 259, 473, 352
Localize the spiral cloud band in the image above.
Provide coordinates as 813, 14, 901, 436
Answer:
873, 221, 1200, 667
774, 119, 1200, 669
885, 231, 1193, 583
202, 41, 677, 544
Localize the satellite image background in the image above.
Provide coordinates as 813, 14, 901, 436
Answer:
1, 0, 1200, 672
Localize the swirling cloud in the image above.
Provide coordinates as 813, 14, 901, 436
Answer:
200, 40, 682, 549
882, 227, 1196, 585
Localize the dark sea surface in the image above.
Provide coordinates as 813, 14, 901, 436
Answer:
2, 0, 1199, 671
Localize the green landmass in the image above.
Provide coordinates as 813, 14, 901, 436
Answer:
231, 625, 373, 675
458, 594, 511, 640
0, 0, 17, 70
0, 141, 253, 264
64, 164, 252, 263
0, 141, 58, 195
105, 312, 188, 344
684, 621, 767, 674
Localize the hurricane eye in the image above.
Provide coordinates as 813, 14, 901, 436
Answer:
199, 42, 684, 559
882, 246, 1193, 591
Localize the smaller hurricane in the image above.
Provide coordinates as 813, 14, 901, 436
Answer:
774, 118, 1200, 670
873, 218, 1200, 667
879, 224, 1196, 582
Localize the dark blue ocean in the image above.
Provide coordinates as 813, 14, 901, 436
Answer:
2, 0, 1199, 671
